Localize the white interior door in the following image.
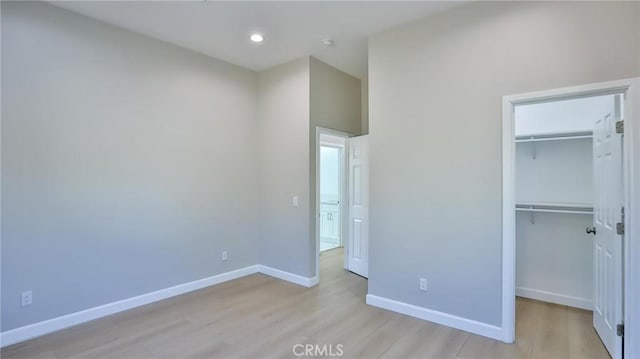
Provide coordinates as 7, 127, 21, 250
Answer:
348, 135, 369, 278
592, 109, 623, 358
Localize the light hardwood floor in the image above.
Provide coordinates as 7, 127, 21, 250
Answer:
2, 248, 609, 359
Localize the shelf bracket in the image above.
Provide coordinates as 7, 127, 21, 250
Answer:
530, 206, 535, 224
531, 138, 537, 160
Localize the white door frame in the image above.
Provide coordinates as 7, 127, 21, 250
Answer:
501, 78, 640, 358
315, 127, 351, 280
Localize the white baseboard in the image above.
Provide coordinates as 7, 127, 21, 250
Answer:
257, 265, 319, 287
0, 264, 320, 348
366, 294, 503, 341
516, 287, 592, 310
1, 265, 259, 347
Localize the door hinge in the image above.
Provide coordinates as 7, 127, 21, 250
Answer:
617, 207, 625, 235
617, 323, 624, 337
616, 120, 624, 134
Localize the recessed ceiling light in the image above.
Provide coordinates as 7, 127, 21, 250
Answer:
250, 34, 264, 43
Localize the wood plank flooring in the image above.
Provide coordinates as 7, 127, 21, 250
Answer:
1, 248, 609, 358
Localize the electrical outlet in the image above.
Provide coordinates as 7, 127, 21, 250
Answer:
222, 251, 228, 261
21, 291, 33, 307
419, 278, 428, 292
292, 196, 299, 207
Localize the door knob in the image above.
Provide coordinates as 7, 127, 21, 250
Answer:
586, 226, 596, 235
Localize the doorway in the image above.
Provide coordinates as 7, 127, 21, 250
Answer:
501, 78, 640, 359
319, 143, 344, 252
315, 128, 370, 281
316, 129, 349, 278
515, 93, 618, 357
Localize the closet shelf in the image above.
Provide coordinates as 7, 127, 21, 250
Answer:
515, 131, 592, 143
516, 202, 593, 215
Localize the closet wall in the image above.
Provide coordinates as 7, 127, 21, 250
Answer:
515, 95, 616, 310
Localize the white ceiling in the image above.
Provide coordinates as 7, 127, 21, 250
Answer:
51, 1, 466, 79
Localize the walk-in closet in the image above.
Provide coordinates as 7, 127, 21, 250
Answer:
514, 94, 618, 310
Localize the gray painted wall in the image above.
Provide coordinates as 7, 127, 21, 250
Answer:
368, 1, 639, 326
309, 57, 361, 276
310, 57, 362, 137
257, 58, 312, 276
1, 2, 261, 330
257, 57, 362, 278
361, 76, 369, 135
1, 4, 363, 331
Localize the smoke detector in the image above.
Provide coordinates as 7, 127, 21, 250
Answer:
321, 39, 335, 48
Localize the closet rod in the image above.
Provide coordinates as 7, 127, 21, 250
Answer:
515, 131, 592, 143
515, 207, 593, 215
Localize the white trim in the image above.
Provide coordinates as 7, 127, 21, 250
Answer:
315, 127, 351, 281
0, 264, 322, 348
502, 78, 640, 355
501, 94, 516, 344
516, 287, 591, 310
0, 265, 259, 348
257, 265, 319, 287
623, 78, 640, 359
366, 294, 502, 341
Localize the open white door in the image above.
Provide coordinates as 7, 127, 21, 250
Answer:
348, 135, 369, 278
592, 108, 623, 358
